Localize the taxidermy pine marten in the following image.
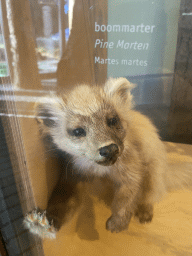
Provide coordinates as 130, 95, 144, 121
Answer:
24, 77, 192, 239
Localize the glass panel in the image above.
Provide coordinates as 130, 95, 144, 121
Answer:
0, 0, 192, 255
107, 0, 180, 77
30, 0, 70, 75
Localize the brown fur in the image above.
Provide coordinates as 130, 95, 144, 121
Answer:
24, 78, 192, 238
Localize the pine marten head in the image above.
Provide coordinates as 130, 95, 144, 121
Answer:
36, 78, 134, 171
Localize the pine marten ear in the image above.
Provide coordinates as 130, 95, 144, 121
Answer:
35, 97, 65, 128
104, 77, 135, 107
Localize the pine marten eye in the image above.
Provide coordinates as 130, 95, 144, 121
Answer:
107, 116, 119, 127
68, 128, 86, 137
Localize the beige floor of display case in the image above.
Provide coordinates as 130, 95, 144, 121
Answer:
41, 143, 192, 256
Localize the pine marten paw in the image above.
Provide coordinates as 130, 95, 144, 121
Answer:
134, 203, 153, 224
106, 213, 132, 233
23, 208, 57, 239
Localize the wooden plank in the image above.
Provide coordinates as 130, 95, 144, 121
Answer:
57, 0, 108, 89
6, 0, 42, 90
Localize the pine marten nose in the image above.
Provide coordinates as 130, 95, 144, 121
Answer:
99, 144, 119, 159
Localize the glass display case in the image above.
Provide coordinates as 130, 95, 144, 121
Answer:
0, 0, 192, 255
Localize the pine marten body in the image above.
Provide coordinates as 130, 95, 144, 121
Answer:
24, 78, 192, 239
